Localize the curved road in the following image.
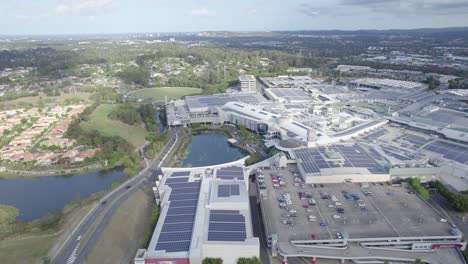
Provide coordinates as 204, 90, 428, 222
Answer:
52, 128, 179, 264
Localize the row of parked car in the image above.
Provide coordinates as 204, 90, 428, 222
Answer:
342, 191, 368, 212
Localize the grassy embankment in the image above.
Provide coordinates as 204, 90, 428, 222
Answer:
0, 92, 91, 109
85, 187, 158, 264
128, 87, 202, 101
81, 104, 148, 147
0, 192, 104, 264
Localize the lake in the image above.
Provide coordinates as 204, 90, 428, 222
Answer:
0, 169, 126, 221
181, 131, 246, 167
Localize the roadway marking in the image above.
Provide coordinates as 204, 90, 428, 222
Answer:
66, 237, 81, 264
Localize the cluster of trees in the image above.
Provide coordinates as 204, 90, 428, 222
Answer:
138, 104, 159, 132
65, 105, 140, 174
429, 180, 468, 212
448, 78, 468, 90
117, 65, 151, 86
108, 104, 142, 126
202, 257, 262, 264
409, 178, 429, 200
139, 104, 170, 158
0, 91, 39, 102
340, 59, 468, 78
423, 76, 441, 90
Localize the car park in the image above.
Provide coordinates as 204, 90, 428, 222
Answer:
307, 198, 316, 205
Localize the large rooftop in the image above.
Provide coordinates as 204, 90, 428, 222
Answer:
293, 144, 388, 175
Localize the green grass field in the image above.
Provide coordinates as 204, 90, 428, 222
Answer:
81, 104, 147, 147
128, 87, 202, 101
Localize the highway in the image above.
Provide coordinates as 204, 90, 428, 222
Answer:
52, 128, 179, 264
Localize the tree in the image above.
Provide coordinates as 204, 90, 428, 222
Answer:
238, 257, 262, 264
202, 258, 223, 264
415, 258, 424, 264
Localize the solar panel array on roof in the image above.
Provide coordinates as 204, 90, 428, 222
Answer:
156, 180, 201, 253
217, 184, 241, 198
333, 120, 382, 137
185, 93, 266, 111
166, 177, 189, 184
423, 140, 468, 165
392, 133, 433, 149
294, 145, 388, 174
223, 107, 261, 121
208, 210, 246, 242
217, 166, 244, 180
269, 88, 312, 102
171, 171, 191, 177
363, 129, 387, 141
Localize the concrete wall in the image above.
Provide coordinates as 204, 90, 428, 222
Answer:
305, 173, 390, 184
201, 240, 260, 264
390, 167, 440, 182
145, 258, 190, 264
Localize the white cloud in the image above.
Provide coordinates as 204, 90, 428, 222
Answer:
188, 8, 217, 17
54, 0, 115, 16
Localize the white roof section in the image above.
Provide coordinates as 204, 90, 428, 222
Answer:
350, 78, 424, 90
146, 160, 258, 260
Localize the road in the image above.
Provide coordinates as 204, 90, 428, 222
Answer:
52, 128, 179, 264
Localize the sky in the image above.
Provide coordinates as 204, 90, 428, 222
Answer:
1, 0, 468, 35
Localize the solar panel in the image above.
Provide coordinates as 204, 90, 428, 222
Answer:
218, 185, 230, 197
170, 187, 200, 195
208, 231, 246, 241
161, 222, 194, 232
210, 214, 245, 223
167, 206, 197, 216
166, 182, 201, 189
231, 184, 240, 195
171, 171, 191, 177
170, 192, 199, 201
156, 241, 191, 252
165, 214, 195, 223
209, 222, 246, 232
170, 199, 198, 208
210, 210, 240, 214
158, 231, 192, 242
166, 178, 189, 184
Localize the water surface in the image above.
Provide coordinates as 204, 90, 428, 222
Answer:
0, 169, 125, 221
181, 131, 245, 167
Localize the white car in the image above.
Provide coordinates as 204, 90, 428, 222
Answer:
440, 218, 448, 223
289, 209, 297, 213
332, 214, 341, 219
328, 204, 335, 208
286, 200, 292, 205
358, 203, 366, 207
335, 202, 342, 206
